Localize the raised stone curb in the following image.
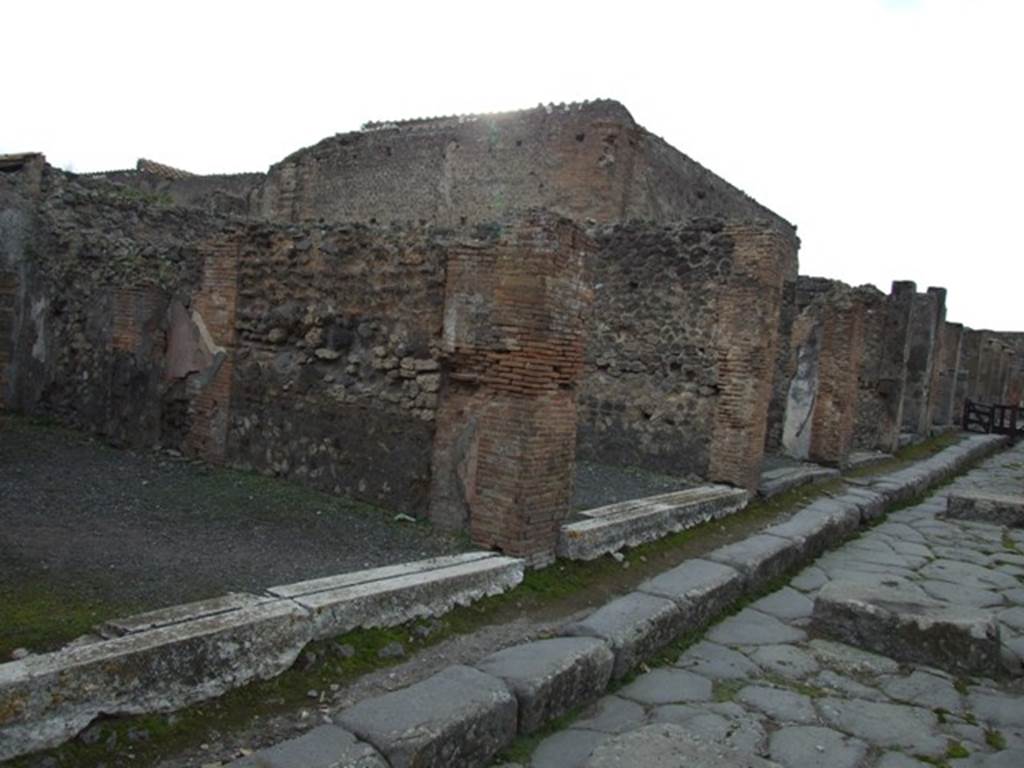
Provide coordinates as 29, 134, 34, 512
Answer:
336, 665, 517, 768
812, 580, 1004, 677
0, 553, 524, 762
0, 600, 312, 761
762, 499, 861, 559
475, 637, 614, 734
276, 555, 525, 639
564, 592, 688, 680
759, 463, 840, 498
228, 724, 387, 767
557, 485, 748, 561
637, 558, 744, 629
943, 491, 1024, 527
706, 534, 803, 590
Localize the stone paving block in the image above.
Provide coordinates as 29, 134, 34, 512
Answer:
706, 608, 807, 647
228, 724, 386, 768
879, 670, 963, 713
582, 723, 781, 767
474, 637, 613, 734
564, 592, 688, 679
531, 728, 608, 768
816, 697, 947, 756
572, 695, 645, 734
649, 707, 767, 752
749, 644, 820, 679
812, 580, 1003, 677
769, 725, 868, 768
336, 665, 516, 768
0, 600, 312, 762
617, 667, 712, 705
737, 685, 817, 724
636, 558, 743, 627
945, 492, 1024, 527
706, 534, 803, 590
674, 640, 762, 680
286, 555, 524, 639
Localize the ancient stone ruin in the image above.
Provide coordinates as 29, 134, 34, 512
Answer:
1, 101, 1022, 565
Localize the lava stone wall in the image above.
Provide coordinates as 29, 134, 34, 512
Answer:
577, 219, 794, 491
0, 164, 234, 450
85, 169, 264, 216
227, 223, 448, 515
254, 101, 794, 234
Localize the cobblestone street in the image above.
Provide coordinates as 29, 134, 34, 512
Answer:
516, 444, 1024, 768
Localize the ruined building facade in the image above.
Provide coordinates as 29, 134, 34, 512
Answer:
1, 102, 1019, 563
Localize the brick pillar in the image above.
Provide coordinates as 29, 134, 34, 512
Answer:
708, 224, 790, 492
933, 322, 963, 426
431, 213, 590, 565
957, 329, 982, 411
872, 281, 915, 451
901, 291, 939, 435
808, 297, 866, 466
0, 270, 15, 406
923, 287, 948, 426
183, 239, 239, 462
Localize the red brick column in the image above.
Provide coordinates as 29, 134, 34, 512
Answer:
431, 213, 590, 565
808, 298, 866, 465
183, 239, 239, 463
708, 225, 791, 492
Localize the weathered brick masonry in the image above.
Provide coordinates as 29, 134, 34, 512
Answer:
777, 277, 867, 466
901, 288, 945, 436
852, 281, 914, 452
933, 321, 963, 426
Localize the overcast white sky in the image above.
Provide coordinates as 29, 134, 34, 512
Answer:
3, 0, 1021, 331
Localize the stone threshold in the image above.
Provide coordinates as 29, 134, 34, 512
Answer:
558, 484, 750, 561
218, 433, 1007, 768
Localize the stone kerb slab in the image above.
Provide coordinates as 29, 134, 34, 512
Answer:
944, 491, 1024, 527
557, 485, 748, 561
337, 665, 517, 768
706, 534, 803, 590
271, 554, 525, 639
564, 592, 689, 680
475, 637, 614, 734
0, 600, 312, 762
223, 434, 1011, 768
637, 558, 744, 629
812, 580, 1004, 677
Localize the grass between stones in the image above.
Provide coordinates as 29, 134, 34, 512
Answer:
5, 431, 984, 766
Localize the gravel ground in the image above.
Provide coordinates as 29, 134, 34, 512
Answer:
572, 461, 695, 511
0, 415, 465, 629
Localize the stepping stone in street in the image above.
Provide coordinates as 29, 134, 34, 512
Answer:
943, 492, 1024, 527
812, 580, 1003, 677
